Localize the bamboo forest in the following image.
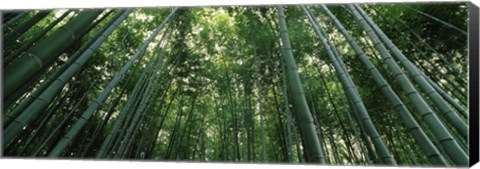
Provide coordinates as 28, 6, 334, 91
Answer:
1, 3, 470, 167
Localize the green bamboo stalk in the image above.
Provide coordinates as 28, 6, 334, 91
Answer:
423, 74, 468, 118
318, 5, 449, 166
50, 15, 175, 157
4, 10, 102, 97
302, 6, 396, 165
3, 11, 122, 127
30, 80, 98, 156
353, 5, 468, 140
366, 7, 467, 101
398, 20, 467, 87
277, 5, 325, 164
15, 94, 65, 155
405, 6, 467, 36
404, 35, 467, 103
5, 10, 73, 65
80, 87, 127, 157
313, 70, 357, 164
104, 60, 149, 159
144, 58, 179, 158
115, 28, 173, 158
149, 84, 179, 157
21, 9, 132, 157
171, 95, 197, 159
345, 103, 371, 164
345, 4, 468, 166
93, 9, 177, 158
2, 12, 27, 29
305, 79, 329, 163
164, 94, 185, 159
252, 31, 267, 163
321, 55, 371, 164
279, 57, 294, 163
2, 10, 126, 145
224, 61, 239, 161
4, 11, 50, 47
3, 10, 113, 110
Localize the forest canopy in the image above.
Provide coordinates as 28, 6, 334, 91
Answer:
1, 3, 469, 167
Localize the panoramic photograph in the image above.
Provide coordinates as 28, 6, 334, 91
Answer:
2, 3, 469, 167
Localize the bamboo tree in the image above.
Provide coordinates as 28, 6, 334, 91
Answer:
224, 62, 239, 161
172, 94, 197, 159
2, 10, 128, 145
423, 74, 468, 118
344, 102, 371, 164
314, 70, 357, 164
404, 5, 467, 36
30, 79, 99, 156
252, 31, 268, 163
277, 5, 325, 164
3, 10, 102, 97
2, 12, 27, 29
317, 5, 449, 166
279, 56, 294, 163
3, 10, 122, 127
144, 56, 180, 158
396, 19, 467, 89
135, 29, 177, 158
320, 54, 371, 164
146, 81, 179, 158
80, 88, 127, 157
165, 93, 186, 159
106, 68, 153, 158
366, 9, 467, 102
345, 4, 468, 166
0, 4, 468, 164
353, 5, 468, 140
3, 10, 113, 110
4, 11, 50, 47
303, 6, 396, 165
5, 10, 73, 65
271, 80, 290, 162
403, 35, 467, 104
40, 9, 171, 157
16, 87, 75, 156
305, 79, 329, 163
94, 10, 177, 158
115, 28, 174, 158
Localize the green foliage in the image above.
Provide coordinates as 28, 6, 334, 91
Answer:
2, 3, 468, 167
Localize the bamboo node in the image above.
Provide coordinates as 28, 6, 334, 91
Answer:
62, 25, 77, 40
24, 52, 44, 68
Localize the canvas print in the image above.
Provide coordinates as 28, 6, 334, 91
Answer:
1, 3, 469, 167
